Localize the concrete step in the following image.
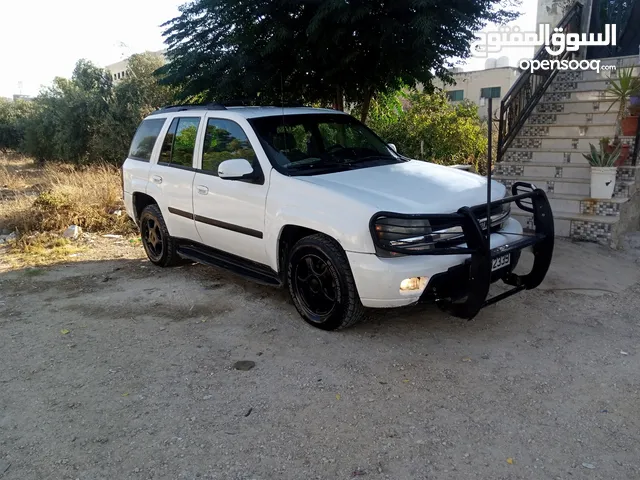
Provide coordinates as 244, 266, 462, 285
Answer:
496, 162, 592, 180
544, 193, 627, 216
503, 149, 638, 166
555, 59, 640, 82
496, 174, 636, 198
535, 99, 621, 115
511, 136, 634, 151
511, 207, 619, 242
527, 111, 619, 126
549, 78, 614, 93
542, 90, 613, 103
497, 163, 638, 183
496, 174, 591, 196
520, 124, 616, 137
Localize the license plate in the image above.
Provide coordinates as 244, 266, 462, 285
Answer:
491, 254, 511, 272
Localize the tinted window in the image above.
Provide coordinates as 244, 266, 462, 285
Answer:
128, 118, 166, 161
159, 117, 201, 168
201, 119, 257, 176
249, 114, 402, 176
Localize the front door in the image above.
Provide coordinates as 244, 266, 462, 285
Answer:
192, 116, 269, 265
147, 115, 202, 241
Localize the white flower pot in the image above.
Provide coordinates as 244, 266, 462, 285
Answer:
590, 167, 617, 199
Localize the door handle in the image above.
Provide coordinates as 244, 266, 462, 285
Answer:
196, 185, 209, 195
151, 175, 163, 184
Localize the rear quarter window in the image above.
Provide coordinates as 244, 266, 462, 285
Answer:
128, 118, 167, 161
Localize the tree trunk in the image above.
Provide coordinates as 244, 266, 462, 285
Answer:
360, 88, 374, 123
334, 85, 344, 111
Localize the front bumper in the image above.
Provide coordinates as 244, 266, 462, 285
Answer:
348, 183, 554, 319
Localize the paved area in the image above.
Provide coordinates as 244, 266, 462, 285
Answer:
1, 239, 640, 480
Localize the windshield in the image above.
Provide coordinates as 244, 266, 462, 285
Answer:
248, 113, 405, 176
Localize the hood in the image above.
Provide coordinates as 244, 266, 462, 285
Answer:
298, 160, 506, 214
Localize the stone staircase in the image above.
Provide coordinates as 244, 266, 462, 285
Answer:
496, 56, 640, 247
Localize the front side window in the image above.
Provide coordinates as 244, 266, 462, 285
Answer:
159, 117, 201, 168
201, 118, 257, 175
249, 113, 403, 176
128, 118, 166, 161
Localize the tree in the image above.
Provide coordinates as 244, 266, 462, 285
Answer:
13, 54, 176, 164
21, 61, 113, 163
0, 98, 34, 153
90, 53, 176, 162
364, 89, 488, 171
159, 0, 518, 121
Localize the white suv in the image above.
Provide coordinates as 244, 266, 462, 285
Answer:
122, 104, 554, 330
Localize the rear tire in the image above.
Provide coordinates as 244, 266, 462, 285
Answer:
287, 234, 365, 330
139, 204, 179, 267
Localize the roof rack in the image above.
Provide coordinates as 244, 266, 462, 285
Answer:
150, 101, 310, 115
151, 103, 227, 114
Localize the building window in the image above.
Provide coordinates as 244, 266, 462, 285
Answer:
446, 90, 464, 102
480, 86, 501, 99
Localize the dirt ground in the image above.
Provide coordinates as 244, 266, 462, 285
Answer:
1, 237, 640, 480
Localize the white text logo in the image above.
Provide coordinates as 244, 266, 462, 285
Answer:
471, 24, 617, 58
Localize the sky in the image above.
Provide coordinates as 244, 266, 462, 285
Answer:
0, 0, 538, 99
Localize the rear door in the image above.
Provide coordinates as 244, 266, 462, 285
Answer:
192, 116, 269, 265
122, 117, 167, 221
146, 115, 203, 241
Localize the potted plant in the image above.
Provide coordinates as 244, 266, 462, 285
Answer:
630, 94, 640, 116
605, 67, 640, 136
583, 142, 621, 199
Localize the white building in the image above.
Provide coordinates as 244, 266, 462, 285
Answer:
105, 49, 166, 83
430, 57, 521, 117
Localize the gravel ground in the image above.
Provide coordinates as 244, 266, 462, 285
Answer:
1, 241, 640, 480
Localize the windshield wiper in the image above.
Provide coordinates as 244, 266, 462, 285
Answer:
285, 161, 354, 173
343, 155, 397, 165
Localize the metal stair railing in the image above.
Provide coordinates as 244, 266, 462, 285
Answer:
497, 1, 584, 162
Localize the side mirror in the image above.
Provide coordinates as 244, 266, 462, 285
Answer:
388, 143, 397, 153
218, 159, 255, 180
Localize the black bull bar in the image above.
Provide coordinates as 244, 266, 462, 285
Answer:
379, 182, 554, 320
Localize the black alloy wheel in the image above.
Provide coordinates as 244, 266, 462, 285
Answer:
287, 234, 365, 330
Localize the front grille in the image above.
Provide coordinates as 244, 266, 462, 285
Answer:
435, 204, 510, 248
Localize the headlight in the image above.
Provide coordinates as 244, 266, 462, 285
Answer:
372, 216, 463, 254
373, 217, 433, 251
371, 203, 512, 256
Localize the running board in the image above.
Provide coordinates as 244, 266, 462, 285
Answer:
176, 244, 283, 287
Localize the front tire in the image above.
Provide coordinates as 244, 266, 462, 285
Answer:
139, 204, 179, 267
287, 234, 365, 330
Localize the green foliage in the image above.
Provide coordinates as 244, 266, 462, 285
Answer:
3, 54, 176, 164
365, 89, 488, 170
159, 0, 518, 120
582, 142, 621, 167
0, 99, 34, 152
605, 67, 640, 135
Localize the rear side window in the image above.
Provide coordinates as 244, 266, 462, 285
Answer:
159, 117, 201, 168
201, 118, 257, 175
128, 118, 166, 161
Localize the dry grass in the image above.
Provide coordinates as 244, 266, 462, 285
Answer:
0, 154, 136, 239
3, 233, 89, 268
